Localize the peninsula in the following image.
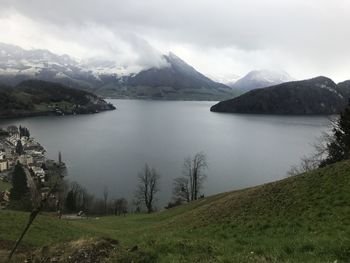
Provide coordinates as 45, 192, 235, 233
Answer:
0, 80, 116, 119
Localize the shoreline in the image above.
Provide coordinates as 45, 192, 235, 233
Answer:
0, 106, 116, 120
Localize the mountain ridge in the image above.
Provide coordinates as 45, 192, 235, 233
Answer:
211, 76, 348, 115
0, 43, 236, 100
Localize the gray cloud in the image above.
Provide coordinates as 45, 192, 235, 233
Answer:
0, 0, 349, 81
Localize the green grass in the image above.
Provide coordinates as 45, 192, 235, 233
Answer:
34, 102, 75, 113
0, 161, 350, 262
0, 180, 11, 191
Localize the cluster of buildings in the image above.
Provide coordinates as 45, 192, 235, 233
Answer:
0, 152, 9, 172
0, 125, 48, 184
0, 125, 66, 209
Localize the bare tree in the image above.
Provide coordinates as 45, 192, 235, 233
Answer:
132, 199, 142, 213
103, 186, 109, 215
287, 128, 332, 176
172, 177, 190, 202
135, 163, 160, 213
173, 152, 208, 202
113, 198, 128, 216
81, 188, 94, 214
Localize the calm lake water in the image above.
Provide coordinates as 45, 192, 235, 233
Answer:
0, 99, 331, 206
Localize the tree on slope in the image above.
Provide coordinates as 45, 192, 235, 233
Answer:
135, 163, 160, 213
10, 163, 30, 205
173, 152, 208, 202
321, 99, 350, 166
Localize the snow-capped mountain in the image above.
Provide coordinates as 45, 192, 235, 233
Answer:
125, 52, 230, 91
231, 69, 294, 91
0, 43, 110, 88
210, 74, 241, 87
95, 52, 237, 100
0, 43, 236, 100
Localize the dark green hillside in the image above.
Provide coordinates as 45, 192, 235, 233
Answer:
338, 80, 350, 99
0, 80, 115, 118
0, 160, 349, 262
211, 76, 347, 114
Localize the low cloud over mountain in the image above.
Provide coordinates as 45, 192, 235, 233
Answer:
0, 43, 236, 100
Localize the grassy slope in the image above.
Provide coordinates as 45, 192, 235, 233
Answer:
0, 180, 11, 192
0, 161, 349, 262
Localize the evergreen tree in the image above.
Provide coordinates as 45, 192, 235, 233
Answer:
19, 126, 30, 138
15, 140, 24, 155
65, 190, 76, 212
10, 163, 29, 201
321, 100, 350, 166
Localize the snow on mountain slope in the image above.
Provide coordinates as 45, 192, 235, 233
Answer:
0, 43, 237, 100
232, 69, 294, 91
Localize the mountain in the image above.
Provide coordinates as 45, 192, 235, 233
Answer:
0, 43, 236, 100
0, 43, 103, 89
0, 79, 115, 118
211, 74, 241, 87
211, 76, 347, 114
231, 69, 294, 92
95, 53, 237, 100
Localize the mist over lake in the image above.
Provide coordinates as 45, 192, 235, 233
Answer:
0, 99, 330, 206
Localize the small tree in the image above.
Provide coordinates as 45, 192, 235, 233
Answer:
81, 188, 94, 214
10, 163, 29, 201
15, 140, 24, 156
321, 100, 350, 166
165, 198, 183, 209
103, 186, 109, 215
64, 182, 89, 213
58, 151, 62, 164
173, 152, 207, 202
135, 163, 160, 213
113, 198, 128, 216
19, 126, 30, 138
172, 177, 190, 202
65, 190, 76, 212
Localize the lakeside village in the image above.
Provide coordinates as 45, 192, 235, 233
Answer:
0, 125, 66, 208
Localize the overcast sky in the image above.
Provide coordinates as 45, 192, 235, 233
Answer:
0, 0, 349, 82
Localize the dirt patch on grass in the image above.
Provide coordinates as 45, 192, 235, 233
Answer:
2, 237, 156, 263
22, 237, 119, 263
0, 240, 34, 263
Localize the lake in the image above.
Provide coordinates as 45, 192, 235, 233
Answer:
0, 99, 331, 207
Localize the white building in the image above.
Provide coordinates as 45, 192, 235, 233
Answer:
0, 160, 8, 172
19, 155, 34, 165
31, 166, 46, 182
7, 135, 20, 146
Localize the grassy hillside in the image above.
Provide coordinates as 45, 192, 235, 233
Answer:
0, 161, 349, 262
